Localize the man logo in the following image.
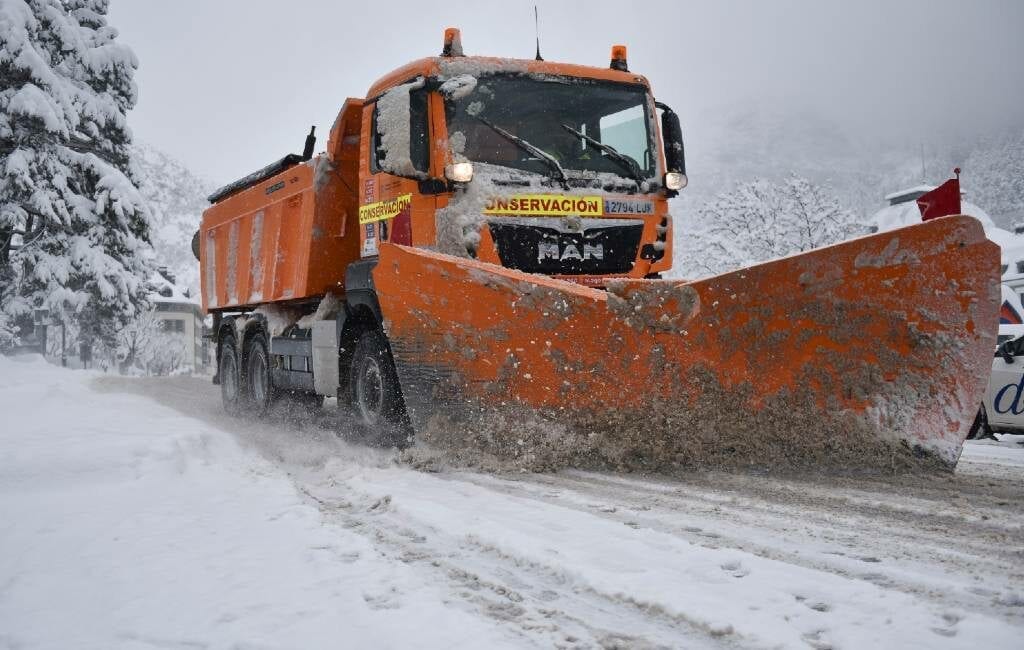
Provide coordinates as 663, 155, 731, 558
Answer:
538, 242, 604, 263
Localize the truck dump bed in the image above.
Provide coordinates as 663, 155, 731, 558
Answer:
200, 103, 363, 312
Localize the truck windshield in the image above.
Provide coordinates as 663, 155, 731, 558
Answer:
443, 74, 657, 184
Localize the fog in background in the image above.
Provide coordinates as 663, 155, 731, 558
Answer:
110, 0, 1024, 202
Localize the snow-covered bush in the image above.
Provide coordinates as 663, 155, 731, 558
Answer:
145, 329, 189, 376
677, 175, 865, 278
0, 0, 153, 351
114, 308, 189, 375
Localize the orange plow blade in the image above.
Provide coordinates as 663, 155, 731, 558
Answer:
374, 215, 1000, 471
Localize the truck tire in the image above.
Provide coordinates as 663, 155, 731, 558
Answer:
219, 335, 243, 416
349, 329, 411, 448
245, 332, 276, 416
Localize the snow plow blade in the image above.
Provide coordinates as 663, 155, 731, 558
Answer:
374, 215, 999, 472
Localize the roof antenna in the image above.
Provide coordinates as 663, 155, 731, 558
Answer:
534, 6, 544, 61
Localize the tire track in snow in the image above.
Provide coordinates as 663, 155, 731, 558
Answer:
439, 469, 1024, 623
96, 375, 1024, 647
295, 480, 736, 650
98, 377, 733, 648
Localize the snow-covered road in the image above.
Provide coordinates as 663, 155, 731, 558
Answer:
2, 356, 1022, 649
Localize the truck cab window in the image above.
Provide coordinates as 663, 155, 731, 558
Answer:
371, 88, 430, 175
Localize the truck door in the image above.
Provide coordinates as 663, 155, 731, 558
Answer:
358, 80, 434, 257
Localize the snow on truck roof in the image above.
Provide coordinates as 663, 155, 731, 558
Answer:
364, 56, 651, 100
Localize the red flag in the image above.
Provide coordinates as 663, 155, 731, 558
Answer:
917, 170, 962, 221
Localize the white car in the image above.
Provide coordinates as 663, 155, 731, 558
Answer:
968, 285, 1024, 439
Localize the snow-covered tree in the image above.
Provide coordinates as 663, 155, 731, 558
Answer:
115, 307, 188, 375
0, 0, 152, 351
677, 176, 865, 277
963, 126, 1024, 228
132, 143, 217, 297
0, 308, 15, 348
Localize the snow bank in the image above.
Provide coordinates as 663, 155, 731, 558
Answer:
0, 356, 522, 649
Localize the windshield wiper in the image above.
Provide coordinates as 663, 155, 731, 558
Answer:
560, 123, 644, 189
475, 116, 569, 189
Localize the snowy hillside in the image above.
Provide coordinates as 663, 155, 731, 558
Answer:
132, 144, 217, 295
679, 106, 881, 216
678, 106, 1024, 226
670, 107, 1024, 278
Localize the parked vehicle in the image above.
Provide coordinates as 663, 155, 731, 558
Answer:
970, 342, 1024, 443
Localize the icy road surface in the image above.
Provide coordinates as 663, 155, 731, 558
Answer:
2, 356, 1022, 649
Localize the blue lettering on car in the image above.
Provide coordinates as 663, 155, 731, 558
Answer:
994, 374, 1024, 415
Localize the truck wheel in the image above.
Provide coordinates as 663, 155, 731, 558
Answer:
349, 329, 411, 448
219, 335, 243, 416
245, 332, 276, 416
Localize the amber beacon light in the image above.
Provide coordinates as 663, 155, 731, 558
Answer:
610, 45, 628, 71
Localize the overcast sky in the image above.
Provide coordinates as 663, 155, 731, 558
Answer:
108, 0, 1024, 184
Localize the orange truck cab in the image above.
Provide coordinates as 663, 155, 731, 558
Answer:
199, 28, 688, 439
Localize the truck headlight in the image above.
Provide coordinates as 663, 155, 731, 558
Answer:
445, 162, 474, 183
665, 172, 687, 191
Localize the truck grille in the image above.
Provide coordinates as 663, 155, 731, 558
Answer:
487, 217, 643, 275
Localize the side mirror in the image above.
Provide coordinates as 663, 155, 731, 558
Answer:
999, 340, 1016, 364
656, 102, 686, 195
660, 108, 685, 173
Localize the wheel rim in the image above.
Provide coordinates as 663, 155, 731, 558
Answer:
249, 349, 268, 405
221, 349, 238, 403
356, 356, 384, 424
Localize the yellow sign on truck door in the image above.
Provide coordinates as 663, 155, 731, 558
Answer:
359, 194, 412, 224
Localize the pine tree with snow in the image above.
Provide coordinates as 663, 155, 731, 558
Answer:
677, 176, 865, 278
0, 0, 152, 350
963, 126, 1024, 228
132, 143, 217, 297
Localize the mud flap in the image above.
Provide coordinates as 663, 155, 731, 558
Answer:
373, 216, 999, 472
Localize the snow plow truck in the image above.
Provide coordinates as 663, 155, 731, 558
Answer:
198, 29, 999, 471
